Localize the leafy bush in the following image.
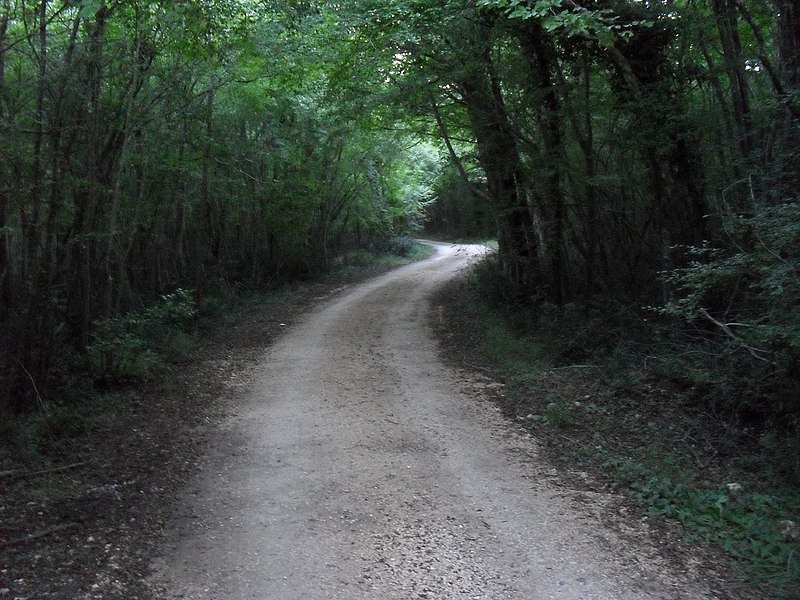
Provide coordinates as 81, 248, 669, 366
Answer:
601, 452, 800, 595
661, 199, 800, 414
386, 235, 418, 257
367, 235, 425, 258
531, 401, 576, 428
88, 289, 197, 382
0, 391, 133, 461
468, 253, 526, 310
636, 478, 800, 594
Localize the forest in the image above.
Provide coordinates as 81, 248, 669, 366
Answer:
1, 0, 797, 411
0, 0, 798, 592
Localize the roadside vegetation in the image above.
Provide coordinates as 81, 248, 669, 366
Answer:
438, 254, 800, 598
0, 0, 445, 421
0, 236, 430, 467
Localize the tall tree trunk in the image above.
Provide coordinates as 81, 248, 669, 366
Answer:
0, 193, 9, 320
26, 0, 48, 272
68, 6, 109, 352
0, 0, 9, 122
104, 17, 145, 317
559, 56, 602, 295
773, 0, 800, 187
697, 19, 740, 180
605, 38, 708, 295
39, 13, 80, 342
0, 2, 10, 320
201, 83, 221, 273
459, 20, 537, 297
712, 0, 753, 158
15, 0, 50, 402
174, 118, 189, 277
776, 0, 800, 95
517, 20, 566, 305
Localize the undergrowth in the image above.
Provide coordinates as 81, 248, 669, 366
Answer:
89, 288, 198, 383
332, 236, 435, 276
450, 254, 800, 598
1, 237, 433, 467
602, 454, 800, 593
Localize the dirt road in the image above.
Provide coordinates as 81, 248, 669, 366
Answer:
150, 242, 714, 599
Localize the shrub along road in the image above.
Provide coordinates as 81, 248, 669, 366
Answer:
147, 242, 726, 599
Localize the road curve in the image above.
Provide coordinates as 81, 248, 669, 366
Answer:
150, 241, 713, 599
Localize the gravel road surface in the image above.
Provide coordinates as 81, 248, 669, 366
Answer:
149, 241, 715, 599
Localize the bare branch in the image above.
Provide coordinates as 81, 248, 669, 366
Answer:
0, 461, 87, 481
699, 308, 772, 363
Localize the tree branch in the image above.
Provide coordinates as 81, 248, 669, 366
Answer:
0, 523, 77, 548
0, 461, 87, 480
699, 308, 772, 362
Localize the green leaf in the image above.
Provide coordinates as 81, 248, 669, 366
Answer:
78, 0, 105, 18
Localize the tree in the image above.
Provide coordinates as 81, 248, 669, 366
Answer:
0, 0, 431, 412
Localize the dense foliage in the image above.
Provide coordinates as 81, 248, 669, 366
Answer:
0, 0, 433, 411
1, 1, 798, 442
334, 0, 799, 422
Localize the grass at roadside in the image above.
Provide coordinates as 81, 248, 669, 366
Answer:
436, 255, 800, 599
